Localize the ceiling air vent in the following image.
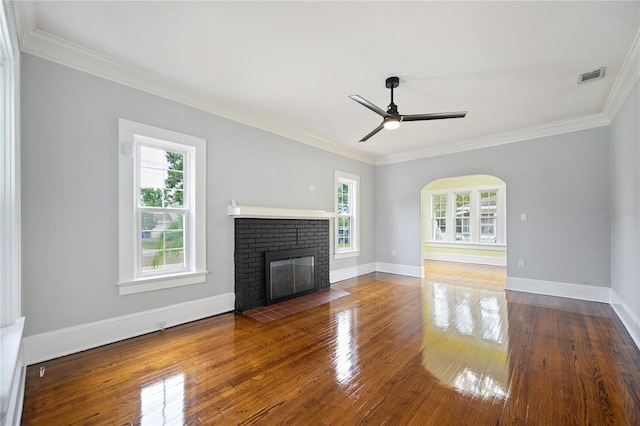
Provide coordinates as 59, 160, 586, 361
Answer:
578, 67, 606, 84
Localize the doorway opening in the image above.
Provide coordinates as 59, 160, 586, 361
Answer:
421, 174, 507, 289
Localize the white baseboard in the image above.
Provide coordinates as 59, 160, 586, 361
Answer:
331, 261, 425, 282
376, 262, 425, 278
610, 289, 640, 351
23, 293, 235, 365
505, 276, 611, 303
424, 252, 507, 266
330, 262, 376, 283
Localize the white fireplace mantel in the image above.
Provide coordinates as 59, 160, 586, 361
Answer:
227, 204, 335, 220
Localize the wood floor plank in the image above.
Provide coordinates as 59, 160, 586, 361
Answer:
21, 263, 640, 425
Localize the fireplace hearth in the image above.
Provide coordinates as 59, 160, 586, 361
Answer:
234, 218, 329, 312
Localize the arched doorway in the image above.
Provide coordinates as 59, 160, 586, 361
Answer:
420, 174, 507, 289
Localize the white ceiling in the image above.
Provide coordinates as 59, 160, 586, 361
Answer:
11, 1, 640, 164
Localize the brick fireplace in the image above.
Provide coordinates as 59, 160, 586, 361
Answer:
234, 218, 330, 312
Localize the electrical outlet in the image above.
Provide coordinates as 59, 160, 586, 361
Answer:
518, 259, 526, 267
391, 250, 396, 256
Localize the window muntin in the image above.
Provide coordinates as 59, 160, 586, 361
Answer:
455, 193, 471, 241
118, 119, 207, 295
334, 171, 360, 259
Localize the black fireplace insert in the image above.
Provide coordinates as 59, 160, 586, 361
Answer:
265, 248, 319, 305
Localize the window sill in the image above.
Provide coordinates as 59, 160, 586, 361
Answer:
425, 242, 506, 251
334, 250, 360, 260
118, 271, 208, 295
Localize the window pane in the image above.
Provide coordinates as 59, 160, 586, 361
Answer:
480, 218, 496, 242
338, 216, 351, 249
139, 146, 185, 208
139, 146, 166, 199
163, 153, 184, 207
141, 212, 163, 232
139, 145, 165, 169
140, 167, 164, 190
141, 230, 163, 272
434, 218, 447, 240
165, 151, 184, 172
338, 183, 350, 215
166, 171, 184, 190
140, 188, 163, 207
140, 212, 185, 273
166, 189, 184, 208
163, 249, 185, 270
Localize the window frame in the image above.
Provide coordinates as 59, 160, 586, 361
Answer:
334, 171, 360, 259
431, 194, 448, 241
479, 190, 498, 243
455, 192, 471, 242
426, 184, 506, 247
118, 119, 207, 295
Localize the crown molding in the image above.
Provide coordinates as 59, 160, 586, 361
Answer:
6, 0, 34, 50
375, 113, 611, 165
11, 2, 376, 165
603, 29, 640, 121
10, 2, 638, 168
376, 30, 640, 166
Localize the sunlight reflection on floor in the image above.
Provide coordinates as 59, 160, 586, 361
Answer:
421, 280, 510, 400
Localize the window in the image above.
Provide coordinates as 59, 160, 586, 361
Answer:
426, 184, 505, 246
479, 191, 497, 243
334, 171, 360, 259
455, 193, 471, 241
138, 143, 186, 274
432, 194, 447, 241
119, 120, 207, 295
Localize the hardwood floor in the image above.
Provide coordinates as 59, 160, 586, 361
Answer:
21, 264, 640, 425
424, 259, 506, 291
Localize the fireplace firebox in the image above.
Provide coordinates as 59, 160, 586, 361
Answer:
265, 248, 318, 305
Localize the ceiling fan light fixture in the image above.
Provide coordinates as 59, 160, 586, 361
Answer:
383, 117, 401, 130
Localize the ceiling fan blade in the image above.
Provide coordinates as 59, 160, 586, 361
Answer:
349, 95, 388, 118
401, 111, 467, 122
359, 123, 385, 142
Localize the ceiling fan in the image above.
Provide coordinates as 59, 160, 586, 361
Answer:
349, 76, 467, 142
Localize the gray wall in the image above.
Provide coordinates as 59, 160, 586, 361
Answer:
19, 52, 625, 339
610, 81, 639, 318
20, 54, 375, 335
375, 127, 611, 287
